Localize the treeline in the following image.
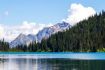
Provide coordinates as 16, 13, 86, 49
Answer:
0, 39, 9, 51
1, 11, 105, 52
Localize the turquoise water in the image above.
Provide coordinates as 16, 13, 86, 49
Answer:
0, 52, 105, 60
0, 52, 105, 70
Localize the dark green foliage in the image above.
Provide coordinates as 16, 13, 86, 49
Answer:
0, 39, 9, 51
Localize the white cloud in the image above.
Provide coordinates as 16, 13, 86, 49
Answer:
64, 3, 96, 26
0, 21, 52, 42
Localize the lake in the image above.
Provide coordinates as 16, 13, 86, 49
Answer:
0, 52, 105, 70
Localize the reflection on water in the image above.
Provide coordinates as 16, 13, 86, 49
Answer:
0, 58, 105, 70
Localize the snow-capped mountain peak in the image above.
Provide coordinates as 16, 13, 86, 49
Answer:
36, 22, 71, 42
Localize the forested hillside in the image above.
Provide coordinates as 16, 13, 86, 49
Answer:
28, 11, 105, 52
1, 11, 105, 52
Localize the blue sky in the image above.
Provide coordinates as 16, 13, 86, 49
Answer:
0, 0, 105, 41
0, 0, 104, 25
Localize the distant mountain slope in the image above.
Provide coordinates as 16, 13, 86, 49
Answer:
36, 22, 71, 42
9, 34, 36, 48
10, 22, 71, 47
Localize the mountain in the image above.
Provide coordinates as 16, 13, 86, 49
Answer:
36, 22, 71, 42
10, 22, 71, 48
9, 34, 36, 48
